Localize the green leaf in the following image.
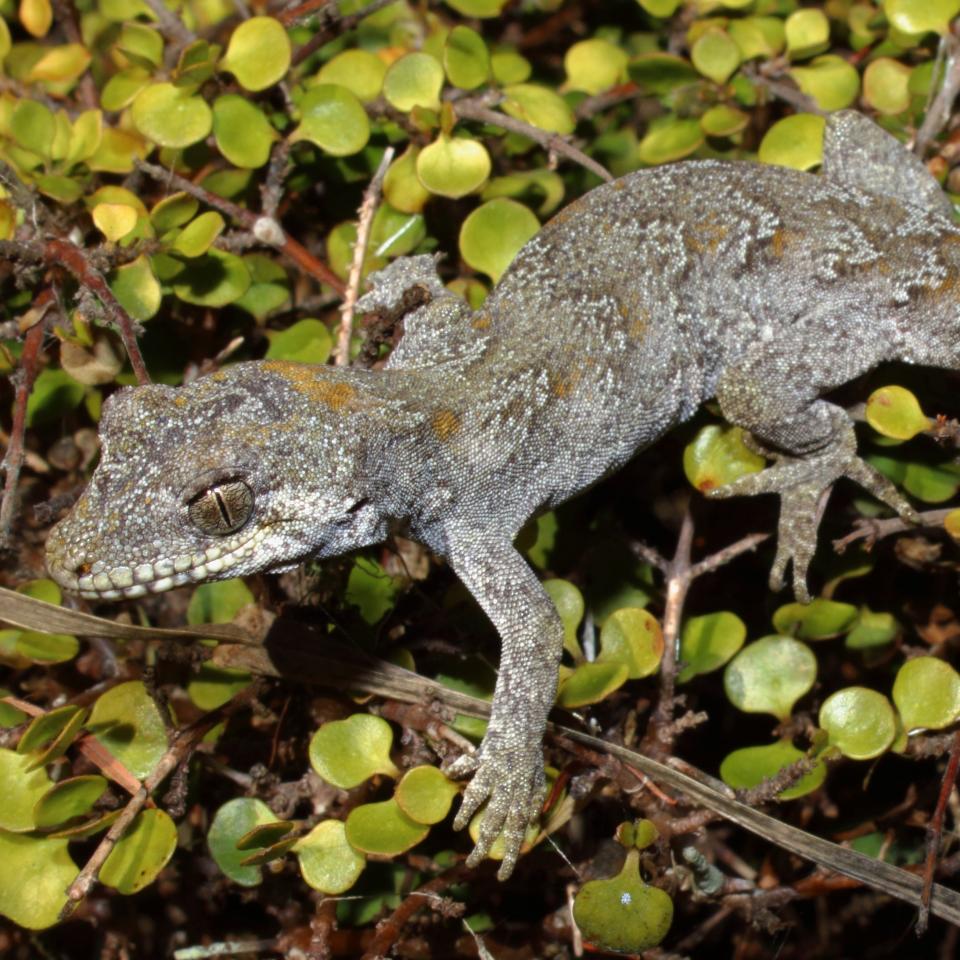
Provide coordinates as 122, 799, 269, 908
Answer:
700, 104, 750, 138
443, 0, 507, 15
236, 820, 295, 851
557, 660, 629, 708
220, 16, 290, 91
863, 58, 912, 115
628, 53, 699, 96
151, 192, 199, 233
295, 820, 366, 893
17, 703, 84, 755
292, 84, 370, 156
171, 211, 225, 258
544, 578, 585, 658
11, 99, 53, 156
892, 656, 960, 732
867, 454, 960, 503
865, 385, 931, 440
719, 739, 826, 800
0, 748, 54, 831
172, 249, 252, 307
638, 0, 680, 13
0, 832, 76, 929
316, 49, 386, 101
92, 202, 138, 241
101, 68, 150, 111
757, 113, 825, 171
117, 22, 163, 68
846, 607, 900, 650
691, 29, 741, 85
417, 134, 491, 199
772, 599, 858, 640
87, 681, 168, 780
383, 52, 444, 111
884, 0, 960, 36
309, 714, 399, 788
501, 83, 575, 135
491, 48, 532, 85
482, 168, 565, 216
100, 808, 177, 894
395, 765, 460, 825
572, 849, 673, 953
384, 145, 431, 214
459, 197, 540, 283
234, 254, 290, 319
444, 25, 490, 90
25, 368, 85, 426
131, 82, 212, 148
728, 15, 786, 59
345, 798, 429, 856
187, 578, 255, 625
784, 8, 830, 59
819, 687, 897, 759
683, 424, 766, 492
187, 665, 252, 711
265, 318, 333, 365
598, 606, 664, 679
208, 797, 279, 886
213, 95, 277, 169
724, 635, 817, 720
564, 38, 627, 94
789, 55, 860, 111
678, 611, 746, 683
345, 555, 401, 625
639, 116, 704, 165
111, 254, 162, 321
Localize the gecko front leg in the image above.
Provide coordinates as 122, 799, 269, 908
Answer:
442, 529, 564, 880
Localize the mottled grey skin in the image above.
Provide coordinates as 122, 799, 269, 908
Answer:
46, 112, 960, 878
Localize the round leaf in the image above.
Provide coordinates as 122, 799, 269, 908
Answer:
187, 665, 252, 711
61, 335, 122, 387
784, 8, 830, 59
729, 16, 786, 59
772, 599, 858, 640
573, 849, 673, 953
865, 385, 931, 440
87, 680, 168, 780
317, 49, 385, 102
892, 656, 960, 732
598, 607, 664, 679
110, 254, 161, 321
639, 117, 704, 165
18, 703, 83, 755
683, 424, 765, 492
208, 797, 278, 886
309, 714, 399, 788
724, 635, 817, 720
292, 84, 370, 156
344, 798, 429, 856
395, 765, 460, 825
265, 318, 333, 365
295, 819, 365, 893
557, 660, 629, 708
459, 197, 540, 283
0, 747, 54, 831
789, 55, 860, 111
172, 249, 251, 307
220, 16, 290, 91
863, 58, 912, 115
757, 113, 825, 171
131, 83, 212, 148
444, 25, 490, 90
700, 104, 750, 138
383, 52, 444, 112
691, 30, 741, 85
213, 95, 276, 169
491, 48, 532, 85
564, 38, 627, 94
384, 145, 431, 214
0, 832, 76, 929
544, 577, 585, 657
100, 808, 177, 894
885, 0, 960, 36
151, 192, 199, 233
417, 134, 491, 199
172, 211, 225, 258
187, 578, 255, 625
819, 687, 897, 759
846, 607, 900, 650
501, 83, 575, 135
678, 611, 746, 682
719, 739, 826, 800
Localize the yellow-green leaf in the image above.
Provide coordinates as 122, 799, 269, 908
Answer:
220, 16, 290, 91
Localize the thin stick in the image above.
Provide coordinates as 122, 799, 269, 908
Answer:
833, 508, 954, 553
914, 28, 960, 157
453, 98, 613, 183
289, 0, 398, 63
335, 146, 394, 366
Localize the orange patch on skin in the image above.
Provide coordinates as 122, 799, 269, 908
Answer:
263, 360, 356, 410
211, 371, 227, 381
687, 216, 729, 254
432, 409, 461, 441
628, 307, 651, 340
472, 313, 492, 330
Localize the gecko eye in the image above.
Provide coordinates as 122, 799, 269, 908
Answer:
187, 480, 254, 536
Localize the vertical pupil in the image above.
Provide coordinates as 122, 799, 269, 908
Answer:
213, 489, 233, 528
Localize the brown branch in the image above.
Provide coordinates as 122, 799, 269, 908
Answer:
914, 27, 960, 157
139, 0, 195, 59
0, 293, 51, 543
453, 97, 614, 183
135, 159, 346, 295
919, 728, 960, 934
335, 146, 394, 366
833, 508, 954, 553
45, 239, 150, 385
289, 0, 399, 64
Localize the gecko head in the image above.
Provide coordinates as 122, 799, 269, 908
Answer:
45, 363, 388, 601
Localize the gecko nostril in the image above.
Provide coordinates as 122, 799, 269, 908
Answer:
76, 560, 92, 576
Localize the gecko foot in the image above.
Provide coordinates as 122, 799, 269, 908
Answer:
707, 424, 918, 603
446, 734, 545, 880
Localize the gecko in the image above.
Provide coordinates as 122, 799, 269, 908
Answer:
46, 111, 960, 879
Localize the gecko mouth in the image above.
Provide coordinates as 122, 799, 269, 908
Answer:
47, 527, 272, 601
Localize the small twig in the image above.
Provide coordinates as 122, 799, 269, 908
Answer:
833, 508, 954, 553
453, 97, 613, 183
336, 146, 394, 366
0, 293, 51, 543
261, 139, 292, 219
914, 27, 960, 157
688, 532, 770, 579
140, 0, 195, 52
135, 159, 345, 295
918, 729, 960, 935
45, 239, 150, 385
290, 0, 399, 64
743, 63, 823, 115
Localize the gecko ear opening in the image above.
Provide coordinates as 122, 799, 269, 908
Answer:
186, 480, 254, 536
